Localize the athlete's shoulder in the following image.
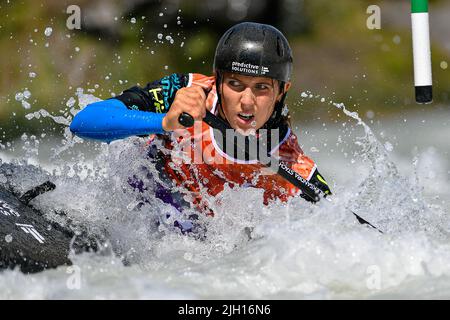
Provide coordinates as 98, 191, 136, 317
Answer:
142, 73, 215, 111
279, 130, 332, 198
149, 73, 214, 88
115, 72, 209, 113
278, 130, 316, 178
189, 73, 215, 88
278, 130, 305, 162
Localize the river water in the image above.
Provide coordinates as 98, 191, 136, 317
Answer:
0, 92, 449, 299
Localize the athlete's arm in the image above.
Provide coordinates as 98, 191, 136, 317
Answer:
70, 73, 191, 143
69, 98, 166, 143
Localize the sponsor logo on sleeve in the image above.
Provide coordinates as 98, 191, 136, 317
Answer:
148, 87, 165, 113
160, 74, 184, 110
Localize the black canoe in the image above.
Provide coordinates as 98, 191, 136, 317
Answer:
0, 183, 98, 273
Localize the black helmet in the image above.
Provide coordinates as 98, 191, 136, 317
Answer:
213, 22, 293, 83
214, 22, 293, 129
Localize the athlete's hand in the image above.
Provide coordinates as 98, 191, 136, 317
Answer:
162, 86, 210, 131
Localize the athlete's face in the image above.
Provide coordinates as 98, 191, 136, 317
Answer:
219, 72, 290, 134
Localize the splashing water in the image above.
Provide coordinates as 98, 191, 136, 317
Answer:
0, 90, 450, 299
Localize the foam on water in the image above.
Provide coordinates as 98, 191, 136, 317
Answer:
1, 91, 450, 299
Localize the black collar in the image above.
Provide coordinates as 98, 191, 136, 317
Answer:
211, 119, 290, 162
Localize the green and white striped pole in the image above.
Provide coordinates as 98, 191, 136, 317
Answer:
411, 0, 433, 103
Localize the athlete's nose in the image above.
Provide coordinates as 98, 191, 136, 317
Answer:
240, 87, 256, 108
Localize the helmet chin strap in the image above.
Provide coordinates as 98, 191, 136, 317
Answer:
262, 82, 287, 130
215, 71, 230, 124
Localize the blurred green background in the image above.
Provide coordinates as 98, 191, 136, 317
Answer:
0, 0, 449, 142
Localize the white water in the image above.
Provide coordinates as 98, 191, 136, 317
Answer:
1, 92, 450, 299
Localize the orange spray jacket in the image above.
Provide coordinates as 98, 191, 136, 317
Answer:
116, 73, 331, 215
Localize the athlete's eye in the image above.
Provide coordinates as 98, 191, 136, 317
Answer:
228, 80, 242, 87
255, 84, 271, 91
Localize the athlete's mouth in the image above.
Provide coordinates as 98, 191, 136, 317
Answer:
237, 113, 254, 121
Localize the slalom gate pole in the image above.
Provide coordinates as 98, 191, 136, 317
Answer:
411, 0, 433, 103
